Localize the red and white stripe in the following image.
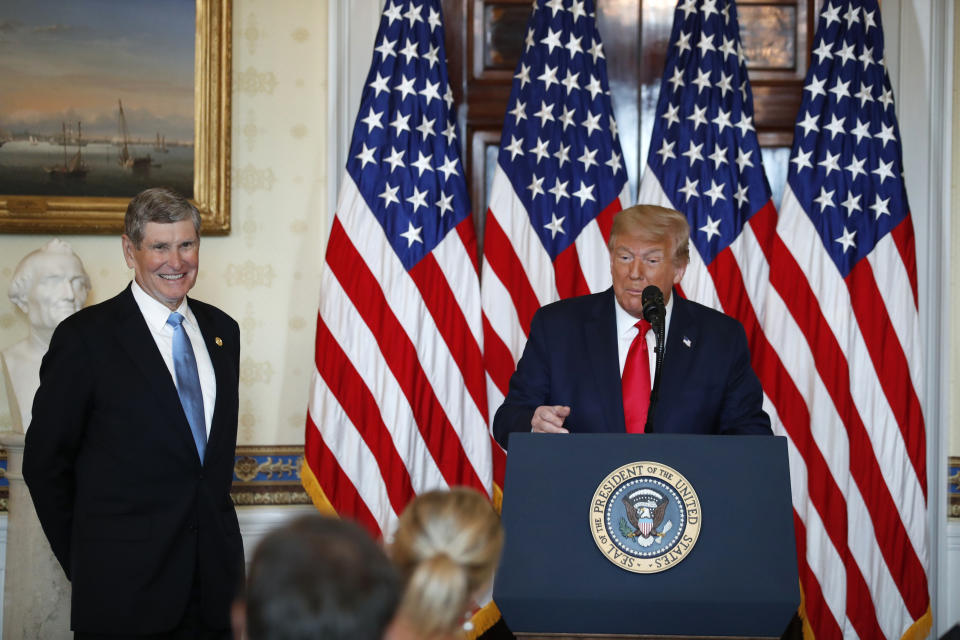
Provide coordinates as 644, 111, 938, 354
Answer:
762, 185, 928, 640
305, 174, 492, 538
481, 164, 631, 472
640, 159, 929, 639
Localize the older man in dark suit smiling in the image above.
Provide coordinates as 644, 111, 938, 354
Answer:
24, 187, 243, 639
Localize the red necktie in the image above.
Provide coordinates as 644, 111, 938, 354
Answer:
622, 319, 652, 433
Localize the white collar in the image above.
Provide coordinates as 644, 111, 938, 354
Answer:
614, 289, 674, 337
130, 279, 195, 332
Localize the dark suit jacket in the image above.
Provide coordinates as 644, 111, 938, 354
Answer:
23, 285, 244, 634
493, 288, 771, 447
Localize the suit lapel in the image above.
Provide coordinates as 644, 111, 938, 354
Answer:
190, 301, 229, 459
584, 289, 624, 432
654, 293, 698, 431
114, 286, 201, 459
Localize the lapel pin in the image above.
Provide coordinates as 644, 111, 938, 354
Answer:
215, 337, 223, 347
682, 336, 692, 348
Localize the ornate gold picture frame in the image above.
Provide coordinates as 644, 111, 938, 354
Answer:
0, 0, 231, 235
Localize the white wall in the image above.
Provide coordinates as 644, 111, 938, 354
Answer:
946, 1, 960, 633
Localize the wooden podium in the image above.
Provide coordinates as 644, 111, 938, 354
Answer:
493, 433, 799, 639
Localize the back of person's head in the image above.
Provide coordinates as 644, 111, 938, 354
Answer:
390, 488, 504, 638
242, 514, 400, 640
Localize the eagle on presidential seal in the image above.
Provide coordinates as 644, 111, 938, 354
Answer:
620, 488, 672, 548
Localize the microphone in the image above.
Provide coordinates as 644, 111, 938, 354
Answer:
641, 285, 665, 326
641, 285, 666, 433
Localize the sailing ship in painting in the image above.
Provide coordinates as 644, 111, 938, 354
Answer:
54, 123, 88, 147
0, 1, 196, 200
154, 133, 169, 153
45, 121, 89, 178
117, 99, 151, 171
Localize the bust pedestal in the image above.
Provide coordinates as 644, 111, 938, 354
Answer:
0, 431, 71, 639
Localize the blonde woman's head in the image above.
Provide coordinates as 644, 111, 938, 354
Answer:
390, 488, 504, 638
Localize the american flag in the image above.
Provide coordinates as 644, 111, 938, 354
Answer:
769, 0, 930, 637
637, 0, 776, 327
302, 0, 492, 538
639, 0, 930, 637
481, 0, 630, 464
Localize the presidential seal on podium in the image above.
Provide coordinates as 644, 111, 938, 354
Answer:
589, 461, 702, 574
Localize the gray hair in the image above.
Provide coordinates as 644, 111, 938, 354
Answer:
608, 204, 691, 266
8, 239, 91, 307
124, 187, 201, 248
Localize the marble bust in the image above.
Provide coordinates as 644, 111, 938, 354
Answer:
1, 239, 90, 432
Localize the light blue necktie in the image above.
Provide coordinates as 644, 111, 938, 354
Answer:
167, 312, 207, 461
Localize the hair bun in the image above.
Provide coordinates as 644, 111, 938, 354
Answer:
390, 489, 504, 637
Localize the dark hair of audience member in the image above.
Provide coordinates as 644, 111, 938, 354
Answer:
242, 514, 401, 640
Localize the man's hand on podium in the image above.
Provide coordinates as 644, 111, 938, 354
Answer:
531, 405, 570, 434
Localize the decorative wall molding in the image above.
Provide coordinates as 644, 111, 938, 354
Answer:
950, 456, 960, 520
230, 445, 309, 506
0, 446, 309, 512
0, 449, 7, 512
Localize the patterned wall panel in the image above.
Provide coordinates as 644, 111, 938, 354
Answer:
951, 456, 960, 520
230, 446, 308, 506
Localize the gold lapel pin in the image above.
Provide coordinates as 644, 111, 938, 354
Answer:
215, 337, 223, 347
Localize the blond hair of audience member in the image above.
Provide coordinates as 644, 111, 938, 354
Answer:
389, 488, 504, 640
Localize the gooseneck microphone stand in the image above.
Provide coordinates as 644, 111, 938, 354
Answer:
641, 286, 666, 433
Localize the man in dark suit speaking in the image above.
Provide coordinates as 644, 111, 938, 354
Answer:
493, 204, 771, 448
23, 188, 244, 638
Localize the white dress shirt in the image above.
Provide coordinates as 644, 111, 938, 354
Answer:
615, 293, 674, 380
130, 280, 217, 437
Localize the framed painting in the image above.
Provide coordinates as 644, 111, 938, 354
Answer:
0, 0, 231, 235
